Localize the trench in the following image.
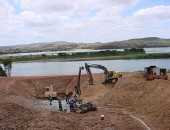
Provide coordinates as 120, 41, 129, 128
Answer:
5, 95, 70, 113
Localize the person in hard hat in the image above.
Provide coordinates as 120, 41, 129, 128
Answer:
69, 99, 76, 112
65, 93, 69, 104
57, 97, 63, 111
48, 95, 53, 105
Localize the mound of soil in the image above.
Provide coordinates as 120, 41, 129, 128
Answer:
0, 72, 169, 130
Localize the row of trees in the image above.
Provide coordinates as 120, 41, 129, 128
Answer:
0, 59, 12, 76
57, 48, 146, 58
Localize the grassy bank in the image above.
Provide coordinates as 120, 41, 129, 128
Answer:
1, 53, 170, 63
67, 53, 170, 61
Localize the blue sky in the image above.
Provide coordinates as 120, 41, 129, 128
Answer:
0, 0, 170, 46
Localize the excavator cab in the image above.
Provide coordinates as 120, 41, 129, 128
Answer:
44, 85, 57, 99
109, 71, 122, 78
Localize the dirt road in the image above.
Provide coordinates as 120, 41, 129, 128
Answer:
0, 72, 169, 130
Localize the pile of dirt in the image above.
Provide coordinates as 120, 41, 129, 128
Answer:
0, 72, 169, 130
100, 72, 170, 130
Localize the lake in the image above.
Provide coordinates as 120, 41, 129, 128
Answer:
10, 59, 170, 76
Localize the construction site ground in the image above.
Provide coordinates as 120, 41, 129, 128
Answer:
0, 72, 169, 130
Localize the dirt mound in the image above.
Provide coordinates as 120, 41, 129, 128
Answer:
0, 72, 169, 130
100, 72, 170, 130
0, 101, 37, 130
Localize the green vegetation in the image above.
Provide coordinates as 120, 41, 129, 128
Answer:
0, 59, 12, 76
0, 48, 145, 61
0, 48, 170, 63
58, 48, 145, 58
0, 66, 7, 76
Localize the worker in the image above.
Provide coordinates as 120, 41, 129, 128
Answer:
69, 99, 76, 112
65, 93, 69, 104
48, 95, 53, 105
57, 97, 63, 111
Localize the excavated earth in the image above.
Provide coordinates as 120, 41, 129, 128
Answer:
0, 72, 169, 130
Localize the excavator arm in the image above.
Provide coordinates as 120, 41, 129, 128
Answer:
85, 63, 109, 85
73, 66, 84, 98
85, 63, 94, 85
85, 63, 121, 85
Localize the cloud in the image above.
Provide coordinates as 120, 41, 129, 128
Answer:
133, 5, 170, 25
0, 0, 170, 45
0, 0, 13, 15
16, 0, 140, 14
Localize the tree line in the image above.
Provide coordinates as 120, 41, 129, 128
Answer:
58, 48, 146, 58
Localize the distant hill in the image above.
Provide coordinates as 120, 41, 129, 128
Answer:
93, 37, 170, 49
129, 37, 162, 41
0, 37, 170, 54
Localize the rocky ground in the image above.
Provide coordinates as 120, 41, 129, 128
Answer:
0, 72, 169, 130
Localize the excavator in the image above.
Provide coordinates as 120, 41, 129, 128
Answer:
43, 85, 57, 99
72, 66, 84, 98
72, 66, 97, 114
85, 63, 122, 85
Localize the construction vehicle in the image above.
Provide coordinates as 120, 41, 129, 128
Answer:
144, 66, 168, 80
44, 85, 57, 99
74, 101, 97, 114
72, 66, 97, 114
85, 63, 122, 85
72, 66, 84, 98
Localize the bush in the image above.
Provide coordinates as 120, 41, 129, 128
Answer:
0, 66, 7, 76
42, 54, 47, 57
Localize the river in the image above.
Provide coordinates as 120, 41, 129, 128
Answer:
10, 59, 170, 76
1, 47, 170, 76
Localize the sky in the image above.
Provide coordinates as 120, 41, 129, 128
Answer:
0, 0, 170, 46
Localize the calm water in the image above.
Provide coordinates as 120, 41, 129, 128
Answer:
1, 47, 170, 76
144, 47, 170, 53
10, 59, 170, 76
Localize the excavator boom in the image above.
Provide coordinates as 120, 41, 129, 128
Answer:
72, 66, 97, 114
73, 66, 84, 98
85, 63, 94, 85
85, 63, 122, 85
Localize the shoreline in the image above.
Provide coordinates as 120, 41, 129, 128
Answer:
18, 53, 170, 63
1, 53, 170, 63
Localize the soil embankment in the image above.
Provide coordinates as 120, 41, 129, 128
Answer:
0, 72, 169, 130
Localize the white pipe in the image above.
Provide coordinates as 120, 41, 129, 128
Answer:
123, 110, 151, 130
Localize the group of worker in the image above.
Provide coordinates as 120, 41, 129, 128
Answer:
48, 93, 76, 112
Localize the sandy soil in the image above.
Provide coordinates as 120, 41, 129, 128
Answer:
0, 72, 169, 130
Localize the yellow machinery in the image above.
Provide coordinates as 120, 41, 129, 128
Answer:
44, 85, 57, 99
85, 63, 122, 85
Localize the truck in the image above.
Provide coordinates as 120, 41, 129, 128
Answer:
144, 66, 168, 80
